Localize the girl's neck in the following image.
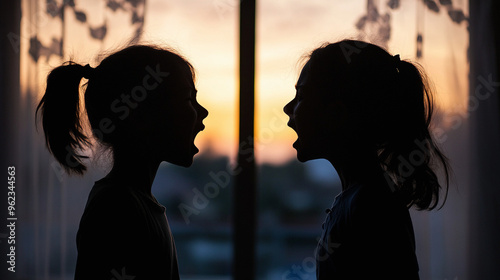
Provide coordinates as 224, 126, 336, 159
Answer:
328, 151, 386, 192
104, 152, 161, 197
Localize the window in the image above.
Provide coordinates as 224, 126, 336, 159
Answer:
5, 0, 486, 279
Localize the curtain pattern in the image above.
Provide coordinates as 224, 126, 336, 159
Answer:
355, 1, 470, 279
19, 1, 145, 279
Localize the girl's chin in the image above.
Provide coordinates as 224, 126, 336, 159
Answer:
161, 146, 197, 167
293, 140, 307, 160
192, 143, 199, 154
294, 145, 309, 162
294, 144, 321, 162
296, 152, 310, 163
293, 139, 326, 162
170, 156, 194, 167
181, 143, 200, 166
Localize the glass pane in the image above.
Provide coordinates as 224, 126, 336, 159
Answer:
255, 2, 361, 278
20, 0, 237, 278
145, 1, 238, 277
255, 0, 469, 279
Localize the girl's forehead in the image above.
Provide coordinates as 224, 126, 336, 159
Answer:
176, 71, 195, 87
167, 85, 196, 100
296, 61, 312, 88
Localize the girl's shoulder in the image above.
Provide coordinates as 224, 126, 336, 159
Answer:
345, 182, 408, 219
83, 177, 165, 221
86, 178, 135, 207
80, 178, 144, 225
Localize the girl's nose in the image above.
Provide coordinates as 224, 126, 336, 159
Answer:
284, 100, 293, 115
199, 105, 209, 119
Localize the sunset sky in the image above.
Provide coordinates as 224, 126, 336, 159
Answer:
25, 0, 469, 164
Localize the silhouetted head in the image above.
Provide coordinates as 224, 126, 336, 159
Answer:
284, 39, 449, 210
36, 45, 208, 175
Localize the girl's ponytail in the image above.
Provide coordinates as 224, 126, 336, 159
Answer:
381, 60, 450, 210
36, 61, 90, 175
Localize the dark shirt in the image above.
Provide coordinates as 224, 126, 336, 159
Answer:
316, 183, 420, 279
75, 178, 180, 280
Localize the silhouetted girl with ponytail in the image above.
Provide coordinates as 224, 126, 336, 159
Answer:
284, 40, 450, 279
36, 45, 208, 280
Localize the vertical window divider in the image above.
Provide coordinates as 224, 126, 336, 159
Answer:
234, 0, 257, 279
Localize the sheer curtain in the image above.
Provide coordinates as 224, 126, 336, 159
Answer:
383, 1, 471, 279
14, 0, 239, 279
0, 2, 21, 280
16, 1, 145, 279
469, 0, 500, 279
358, 1, 473, 278
255, 0, 471, 279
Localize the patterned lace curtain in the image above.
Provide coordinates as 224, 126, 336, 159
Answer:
17, 1, 146, 279
354, 1, 470, 279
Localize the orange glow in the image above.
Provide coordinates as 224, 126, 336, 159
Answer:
22, 0, 469, 165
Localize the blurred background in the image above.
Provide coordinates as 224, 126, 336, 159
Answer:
1, 0, 499, 279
